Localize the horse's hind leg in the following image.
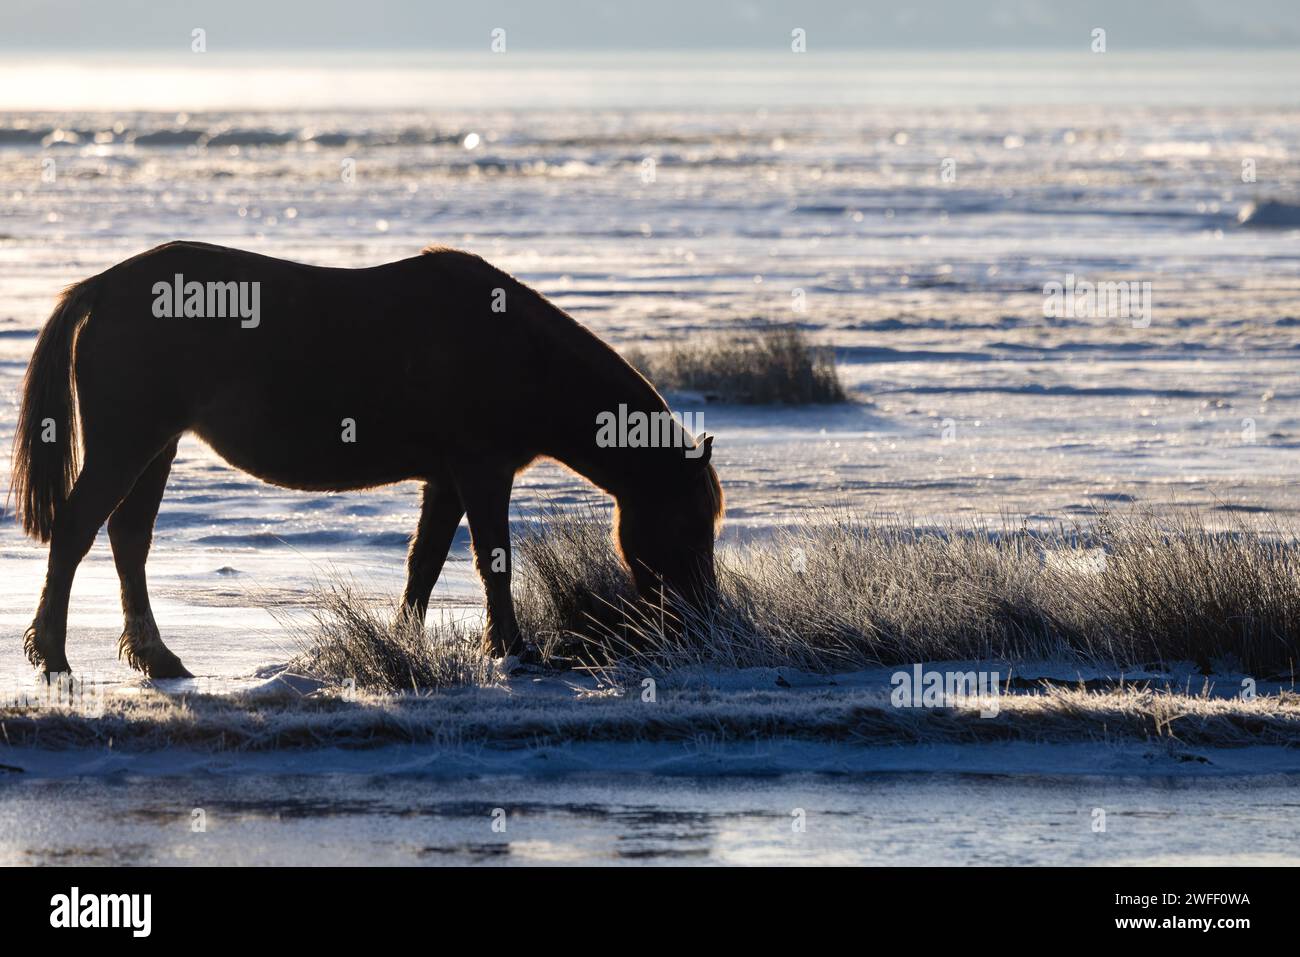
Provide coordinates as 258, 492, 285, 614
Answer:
26, 445, 164, 675
399, 477, 465, 623
108, 438, 189, 678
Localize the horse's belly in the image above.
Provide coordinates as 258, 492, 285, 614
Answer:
191, 404, 432, 492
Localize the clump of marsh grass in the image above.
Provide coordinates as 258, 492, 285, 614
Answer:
1034, 513, 1299, 673
513, 511, 859, 677
512, 503, 638, 648
290, 579, 495, 693
514, 508, 1300, 680
288, 508, 1300, 693
623, 323, 846, 404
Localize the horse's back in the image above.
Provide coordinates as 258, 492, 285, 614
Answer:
71, 242, 557, 488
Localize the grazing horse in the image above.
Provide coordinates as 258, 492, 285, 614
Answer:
10, 242, 723, 677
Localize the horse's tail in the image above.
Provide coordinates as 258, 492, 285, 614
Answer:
10, 275, 100, 542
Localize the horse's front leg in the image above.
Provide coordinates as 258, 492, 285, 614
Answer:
399, 476, 465, 624
453, 464, 521, 658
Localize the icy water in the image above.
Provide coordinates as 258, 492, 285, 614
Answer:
3, 770, 1298, 866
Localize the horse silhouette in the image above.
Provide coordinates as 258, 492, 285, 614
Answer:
11, 242, 722, 677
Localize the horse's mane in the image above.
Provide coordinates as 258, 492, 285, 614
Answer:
420, 243, 664, 400
703, 460, 725, 531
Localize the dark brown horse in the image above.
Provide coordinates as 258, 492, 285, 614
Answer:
11, 242, 723, 677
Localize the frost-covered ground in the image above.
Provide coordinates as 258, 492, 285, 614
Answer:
1, 52, 1299, 864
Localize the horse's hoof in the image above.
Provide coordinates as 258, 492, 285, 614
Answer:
143, 650, 193, 680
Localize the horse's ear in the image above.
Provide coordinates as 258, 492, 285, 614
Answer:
689, 434, 713, 469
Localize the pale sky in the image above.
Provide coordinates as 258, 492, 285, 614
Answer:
2, 0, 1299, 50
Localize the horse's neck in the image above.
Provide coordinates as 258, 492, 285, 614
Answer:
541, 334, 681, 501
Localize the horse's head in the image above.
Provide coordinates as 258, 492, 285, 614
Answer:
614, 436, 724, 610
